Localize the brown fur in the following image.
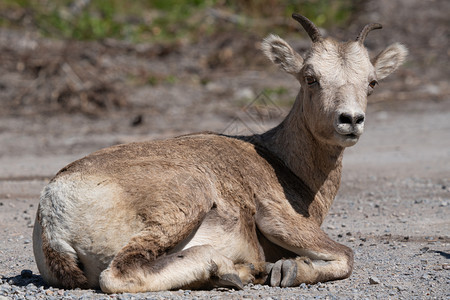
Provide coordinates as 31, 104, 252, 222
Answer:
33, 14, 407, 293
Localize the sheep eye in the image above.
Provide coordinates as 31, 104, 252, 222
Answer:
369, 80, 378, 88
305, 76, 317, 85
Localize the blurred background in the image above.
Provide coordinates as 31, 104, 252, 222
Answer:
0, 0, 448, 150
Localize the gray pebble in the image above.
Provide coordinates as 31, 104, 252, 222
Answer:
369, 276, 381, 284
420, 274, 429, 280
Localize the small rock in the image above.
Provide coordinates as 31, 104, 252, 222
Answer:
399, 285, 410, 292
206, 81, 227, 94
234, 87, 255, 100
130, 115, 143, 127
423, 84, 440, 96
21, 269, 32, 278
369, 276, 381, 284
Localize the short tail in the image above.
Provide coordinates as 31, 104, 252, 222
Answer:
33, 206, 89, 289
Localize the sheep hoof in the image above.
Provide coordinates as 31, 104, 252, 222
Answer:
280, 259, 297, 287
216, 273, 244, 290
269, 260, 283, 286
267, 259, 297, 287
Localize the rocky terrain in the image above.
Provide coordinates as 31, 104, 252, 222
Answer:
0, 0, 449, 299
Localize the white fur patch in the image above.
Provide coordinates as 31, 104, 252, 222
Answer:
37, 173, 145, 286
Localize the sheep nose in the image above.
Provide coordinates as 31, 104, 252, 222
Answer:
338, 112, 365, 126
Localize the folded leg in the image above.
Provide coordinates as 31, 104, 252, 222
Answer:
99, 243, 251, 293
265, 228, 353, 286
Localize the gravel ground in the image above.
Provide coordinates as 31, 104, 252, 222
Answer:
1, 0, 449, 299
1, 98, 449, 300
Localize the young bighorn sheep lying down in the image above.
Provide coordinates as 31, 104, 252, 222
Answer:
33, 14, 407, 293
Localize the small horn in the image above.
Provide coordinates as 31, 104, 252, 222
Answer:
356, 23, 382, 44
292, 13, 322, 43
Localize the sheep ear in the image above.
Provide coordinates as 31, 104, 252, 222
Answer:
262, 34, 304, 75
372, 43, 408, 80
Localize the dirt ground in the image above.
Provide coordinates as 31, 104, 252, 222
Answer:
0, 0, 449, 299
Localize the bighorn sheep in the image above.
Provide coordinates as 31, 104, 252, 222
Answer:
33, 14, 407, 293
